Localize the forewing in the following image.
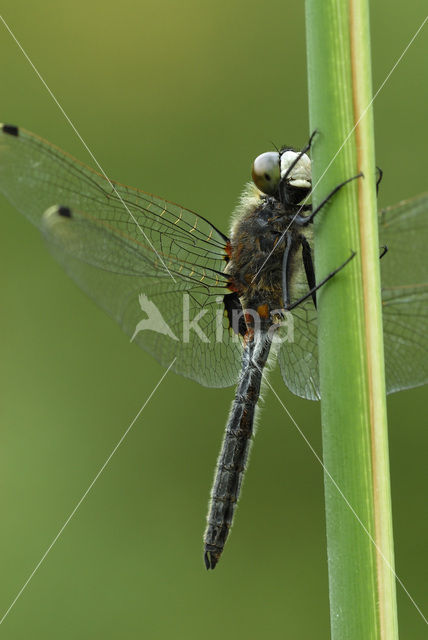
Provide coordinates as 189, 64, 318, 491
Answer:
379, 193, 428, 393
0, 126, 243, 388
0, 125, 228, 285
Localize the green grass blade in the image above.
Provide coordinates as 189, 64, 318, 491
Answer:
305, 0, 399, 637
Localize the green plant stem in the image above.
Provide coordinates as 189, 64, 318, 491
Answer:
305, 1, 398, 638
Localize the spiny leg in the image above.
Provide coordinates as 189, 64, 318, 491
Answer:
295, 173, 363, 226
286, 239, 387, 312
280, 129, 318, 184
300, 237, 382, 306
281, 231, 293, 308
282, 251, 356, 312
376, 166, 383, 196
300, 235, 317, 308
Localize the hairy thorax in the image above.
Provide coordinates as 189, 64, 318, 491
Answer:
226, 189, 312, 324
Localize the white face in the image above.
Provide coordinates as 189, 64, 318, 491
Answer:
251, 150, 312, 196
280, 151, 311, 189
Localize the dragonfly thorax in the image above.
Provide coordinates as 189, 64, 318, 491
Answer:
225, 185, 312, 322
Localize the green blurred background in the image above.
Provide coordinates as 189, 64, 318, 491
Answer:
0, 1, 426, 637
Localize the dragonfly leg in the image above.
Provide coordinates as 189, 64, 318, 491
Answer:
280, 130, 317, 184
296, 173, 363, 226
300, 235, 317, 308
376, 166, 383, 196
281, 231, 293, 308
379, 245, 388, 260
283, 251, 356, 312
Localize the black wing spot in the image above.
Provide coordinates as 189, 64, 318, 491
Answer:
57, 206, 72, 218
2, 124, 19, 137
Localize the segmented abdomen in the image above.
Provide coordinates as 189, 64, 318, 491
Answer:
204, 329, 272, 569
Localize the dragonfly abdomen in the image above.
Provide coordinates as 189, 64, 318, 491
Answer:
204, 328, 272, 569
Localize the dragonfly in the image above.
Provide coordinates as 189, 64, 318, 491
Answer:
0, 124, 427, 569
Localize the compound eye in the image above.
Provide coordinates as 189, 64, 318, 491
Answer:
251, 151, 280, 195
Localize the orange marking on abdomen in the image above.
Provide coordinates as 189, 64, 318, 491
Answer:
257, 304, 269, 319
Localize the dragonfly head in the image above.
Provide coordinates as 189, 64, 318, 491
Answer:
251, 149, 312, 205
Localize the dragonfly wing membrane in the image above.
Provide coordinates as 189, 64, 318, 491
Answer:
0, 125, 228, 285
278, 192, 428, 400
0, 126, 243, 388
277, 299, 320, 400
277, 234, 320, 401
379, 193, 428, 393
43, 206, 242, 388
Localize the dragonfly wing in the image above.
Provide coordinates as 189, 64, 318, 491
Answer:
277, 299, 320, 401
0, 125, 228, 285
379, 193, 428, 393
278, 192, 428, 400
0, 125, 243, 388
277, 232, 320, 401
44, 206, 243, 388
